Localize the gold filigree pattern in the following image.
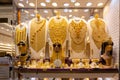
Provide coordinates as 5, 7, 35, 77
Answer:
69, 19, 87, 53
69, 20, 87, 44
90, 18, 108, 49
48, 17, 68, 44
30, 18, 46, 52
49, 17, 68, 63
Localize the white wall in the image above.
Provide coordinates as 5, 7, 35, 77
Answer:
103, 0, 119, 64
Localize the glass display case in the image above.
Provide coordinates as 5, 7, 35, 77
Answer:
12, 0, 119, 80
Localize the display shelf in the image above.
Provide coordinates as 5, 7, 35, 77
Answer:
14, 68, 119, 78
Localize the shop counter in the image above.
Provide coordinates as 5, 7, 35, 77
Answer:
14, 67, 119, 79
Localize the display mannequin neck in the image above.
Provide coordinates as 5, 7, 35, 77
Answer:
94, 14, 100, 27
94, 14, 99, 19
55, 11, 60, 19
19, 23, 24, 28
36, 14, 41, 21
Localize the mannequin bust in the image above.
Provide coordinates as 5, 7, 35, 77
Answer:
92, 14, 108, 49
99, 38, 114, 68
30, 13, 46, 59
15, 22, 27, 45
55, 11, 60, 19
36, 13, 41, 21
17, 41, 28, 67
88, 14, 109, 59
48, 13, 68, 65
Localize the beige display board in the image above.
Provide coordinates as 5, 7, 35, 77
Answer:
29, 16, 46, 59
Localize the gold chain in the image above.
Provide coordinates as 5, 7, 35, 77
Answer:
15, 25, 26, 44
30, 19, 46, 44
69, 20, 87, 45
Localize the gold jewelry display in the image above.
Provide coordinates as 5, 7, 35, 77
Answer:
30, 18, 46, 52
71, 59, 80, 68
90, 58, 99, 68
48, 17, 68, 44
71, 40, 85, 53
48, 16, 68, 63
51, 50, 65, 63
15, 23, 27, 45
82, 59, 90, 68
90, 15, 108, 49
69, 19, 87, 53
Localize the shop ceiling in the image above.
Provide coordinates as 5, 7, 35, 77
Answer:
13, 0, 109, 21
14, 0, 109, 9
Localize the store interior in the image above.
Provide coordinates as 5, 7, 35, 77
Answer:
0, 0, 119, 80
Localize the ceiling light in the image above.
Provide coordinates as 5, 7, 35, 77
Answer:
64, 9, 68, 12
30, 14, 35, 17
1, 27, 4, 29
54, 10, 58, 13
47, 17, 50, 19
86, 2, 92, 7
94, 9, 99, 12
69, 15, 72, 17
45, 0, 51, 3
64, 3, 69, 7
44, 10, 48, 13
71, 0, 76, 3
40, 2, 46, 7
29, 2, 35, 7
74, 9, 78, 12
74, 2, 80, 6
69, 9, 72, 13
90, 16, 93, 19
84, 9, 89, 12
81, 16, 85, 19
18, 3, 24, 7
52, 2, 57, 7
24, 10, 29, 14
34, 10, 38, 13
6, 29, 9, 31
19, 0, 23, 1
97, 3, 103, 7
26, 0, 28, 4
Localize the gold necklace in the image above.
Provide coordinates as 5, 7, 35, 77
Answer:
90, 18, 108, 49
69, 20, 87, 45
71, 40, 86, 53
49, 17, 68, 44
69, 19, 87, 53
15, 25, 26, 45
30, 19, 46, 44
30, 19, 46, 52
